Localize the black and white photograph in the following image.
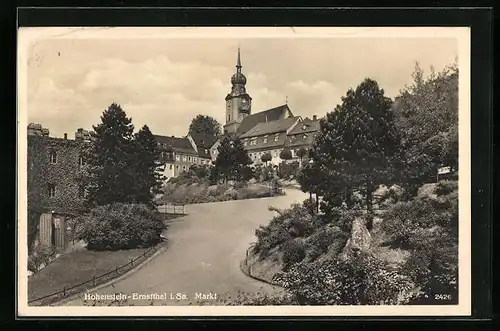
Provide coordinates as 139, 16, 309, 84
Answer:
17, 26, 471, 316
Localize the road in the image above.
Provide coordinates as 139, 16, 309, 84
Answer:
62, 188, 308, 306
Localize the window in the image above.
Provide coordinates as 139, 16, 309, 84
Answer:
302, 124, 308, 130
182, 166, 187, 171
176, 155, 180, 161
78, 155, 85, 168
188, 157, 191, 162
205, 149, 208, 154
169, 164, 173, 169
182, 156, 187, 162
228, 114, 231, 121
274, 134, 279, 142
263, 136, 268, 143
49, 151, 57, 164
48, 184, 56, 197
176, 165, 179, 169
303, 133, 308, 140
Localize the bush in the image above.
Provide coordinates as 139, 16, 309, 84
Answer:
254, 203, 316, 258
274, 254, 416, 305
277, 161, 300, 179
434, 180, 458, 196
78, 203, 166, 251
282, 240, 306, 271
28, 245, 55, 273
305, 226, 348, 261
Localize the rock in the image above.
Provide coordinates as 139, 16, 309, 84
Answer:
340, 216, 372, 260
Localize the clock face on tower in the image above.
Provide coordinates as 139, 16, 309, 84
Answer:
240, 97, 250, 111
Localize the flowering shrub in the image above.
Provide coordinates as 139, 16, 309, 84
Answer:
273, 253, 416, 305
78, 203, 166, 250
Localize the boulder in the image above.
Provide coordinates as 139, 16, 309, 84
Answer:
340, 216, 372, 261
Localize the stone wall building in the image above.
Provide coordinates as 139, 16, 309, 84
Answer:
27, 128, 91, 252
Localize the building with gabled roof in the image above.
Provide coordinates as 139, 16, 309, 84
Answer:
218, 48, 321, 165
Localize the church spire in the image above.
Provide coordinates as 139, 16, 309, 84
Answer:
236, 46, 242, 72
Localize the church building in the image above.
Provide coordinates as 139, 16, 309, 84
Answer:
220, 48, 320, 165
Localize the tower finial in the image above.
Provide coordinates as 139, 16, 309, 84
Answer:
236, 46, 242, 70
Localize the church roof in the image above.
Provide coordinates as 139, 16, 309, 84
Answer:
287, 117, 320, 135
154, 135, 197, 155
239, 116, 300, 138
236, 104, 293, 135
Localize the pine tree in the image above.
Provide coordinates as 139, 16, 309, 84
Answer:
302, 78, 401, 221
133, 125, 165, 209
212, 136, 233, 183
86, 103, 136, 206
212, 136, 253, 183
231, 137, 253, 181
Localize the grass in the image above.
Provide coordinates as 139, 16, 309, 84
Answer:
28, 244, 165, 306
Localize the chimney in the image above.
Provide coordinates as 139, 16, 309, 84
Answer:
313, 115, 317, 121
64, 133, 67, 140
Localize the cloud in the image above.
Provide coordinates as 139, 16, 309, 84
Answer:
25, 36, 459, 139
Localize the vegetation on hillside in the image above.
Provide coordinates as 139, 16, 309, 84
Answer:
239, 62, 459, 306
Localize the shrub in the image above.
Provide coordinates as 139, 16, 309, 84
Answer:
434, 180, 458, 196
282, 239, 306, 271
254, 203, 315, 257
274, 254, 416, 305
78, 203, 166, 251
224, 187, 239, 200
305, 226, 348, 261
28, 245, 55, 273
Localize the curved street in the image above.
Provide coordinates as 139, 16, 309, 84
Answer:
62, 188, 308, 306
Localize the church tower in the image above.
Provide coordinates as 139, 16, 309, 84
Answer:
223, 47, 252, 135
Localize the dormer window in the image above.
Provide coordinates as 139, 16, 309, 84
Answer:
263, 135, 268, 143
302, 124, 308, 130
303, 133, 308, 140
274, 134, 280, 142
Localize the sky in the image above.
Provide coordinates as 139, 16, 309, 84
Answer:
22, 27, 459, 139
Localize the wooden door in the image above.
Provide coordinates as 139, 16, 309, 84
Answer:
38, 213, 52, 248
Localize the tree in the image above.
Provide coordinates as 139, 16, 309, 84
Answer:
231, 138, 254, 181
296, 147, 308, 163
261, 152, 272, 165
133, 125, 165, 208
85, 103, 136, 206
279, 148, 293, 161
212, 136, 253, 183
393, 62, 458, 197
188, 115, 222, 137
302, 78, 401, 224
